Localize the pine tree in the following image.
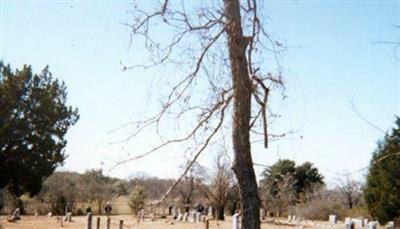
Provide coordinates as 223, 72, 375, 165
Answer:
364, 117, 400, 224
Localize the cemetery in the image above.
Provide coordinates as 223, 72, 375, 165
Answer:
1, 1, 399, 229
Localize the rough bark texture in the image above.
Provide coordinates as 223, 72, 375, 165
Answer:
224, 0, 261, 228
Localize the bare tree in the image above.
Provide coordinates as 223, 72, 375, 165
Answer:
176, 162, 205, 208
336, 174, 363, 209
114, 1, 285, 228
202, 151, 235, 220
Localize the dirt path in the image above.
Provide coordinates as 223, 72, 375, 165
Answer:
0, 215, 381, 229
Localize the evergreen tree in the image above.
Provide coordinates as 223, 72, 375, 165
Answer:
365, 117, 400, 224
0, 63, 79, 196
128, 185, 146, 215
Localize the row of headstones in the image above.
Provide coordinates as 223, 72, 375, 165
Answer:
172, 206, 213, 218
287, 215, 298, 221
175, 211, 204, 223
329, 215, 395, 229
86, 213, 123, 229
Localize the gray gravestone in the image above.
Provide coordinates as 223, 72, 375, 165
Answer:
12, 208, 21, 220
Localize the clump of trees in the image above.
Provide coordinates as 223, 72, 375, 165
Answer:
259, 159, 324, 216
0, 63, 79, 210
365, 117, 400, 224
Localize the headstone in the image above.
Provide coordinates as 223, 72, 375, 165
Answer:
183, 212, 189, 221
196, 212, 201, 223
288, 215, 292, 221
329, 215, 337, 224
87, 212, 93, 229
345, 220, 355, 229
232, 213, 241, 229
190, 211, 196, 222
11, 208, 21, 220
354, 218, 364, 228
177, 213, 183, 221
386, 221, 395, 229
47, 212, 52, 218
140, 209, 145, 222
363, 219, 369, 226
66, 212, 72, 222
345, 217, 352, 224
368, 221, 378, 229
260, 208, 266, 220
208, 207, 213, 216
172, 207, 177, 219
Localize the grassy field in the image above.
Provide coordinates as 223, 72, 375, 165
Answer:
0, 215, 384, 229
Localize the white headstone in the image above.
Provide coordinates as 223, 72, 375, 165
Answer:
260, 208, 265, 220
345, 217, 352, 224
329, 215, 337, 224
386, 221, 395, 229
345, 220, 354, 229
195, 212, 201, 223
183, 212, 189, 221
368, 221, 378, 229
232, 213, 240, 229
208, 207, 212, 216
66, 212, 72, 222
177, 213, 183, 221
190, 211, 196, 222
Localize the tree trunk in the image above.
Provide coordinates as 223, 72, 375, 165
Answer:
98, 200, 102, 214
217, 205, 225, 220
224, 0, 261, 228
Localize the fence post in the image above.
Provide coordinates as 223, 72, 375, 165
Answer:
205, 219, 209, 229
87, 213, 92, 229
96, 217, 100, 229
119, 219, 124, 229
106, 217, 111, 229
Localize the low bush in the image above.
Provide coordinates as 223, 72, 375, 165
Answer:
291, 198, 342, 221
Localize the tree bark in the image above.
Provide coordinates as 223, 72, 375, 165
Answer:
224, 0, 261, 228
217, 205, 225, 220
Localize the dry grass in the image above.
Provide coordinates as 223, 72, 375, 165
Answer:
0, 215, 385, 229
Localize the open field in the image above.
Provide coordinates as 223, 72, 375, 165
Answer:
0, 215, 386, 229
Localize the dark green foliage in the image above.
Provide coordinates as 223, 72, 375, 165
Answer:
0, 63, 79, 196
364, 117, 400, 224
260, 159, 324, 201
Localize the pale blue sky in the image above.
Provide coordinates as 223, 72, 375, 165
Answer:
1, 0, 399, 186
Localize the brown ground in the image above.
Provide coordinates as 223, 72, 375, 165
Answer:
0, 215, 381, 229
